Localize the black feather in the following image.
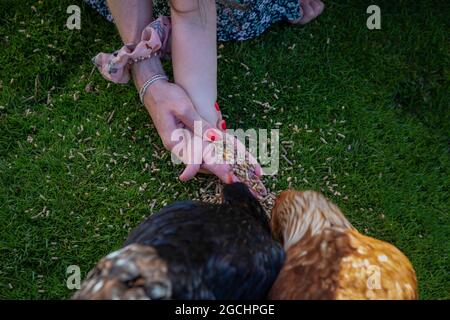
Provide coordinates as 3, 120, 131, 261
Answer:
124, 183, 284, 299
223, 182, 270, 228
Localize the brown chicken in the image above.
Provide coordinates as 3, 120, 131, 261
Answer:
268, 190, 418, 300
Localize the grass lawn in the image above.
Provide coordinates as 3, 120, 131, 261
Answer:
0, 0, 449, 299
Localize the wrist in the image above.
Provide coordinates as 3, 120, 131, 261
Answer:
132, 56, 166, 89
142, 78, 169, 111
139, 74, 169, 103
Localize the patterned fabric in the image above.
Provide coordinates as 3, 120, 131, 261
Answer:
83, 0, 302, 41
93, 17, 172, 84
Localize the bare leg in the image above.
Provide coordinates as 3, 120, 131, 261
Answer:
171, 0, 218, 127
106, 1, 165, 90
106, 0, 153, 44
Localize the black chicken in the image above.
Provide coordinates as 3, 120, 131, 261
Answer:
73, 183, 284, 300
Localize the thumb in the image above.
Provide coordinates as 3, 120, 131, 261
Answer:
174, 105, 222, 142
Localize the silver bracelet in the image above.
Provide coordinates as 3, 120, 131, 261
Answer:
139, 74, 168, 103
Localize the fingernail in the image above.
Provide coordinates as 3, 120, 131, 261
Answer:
215, 102, 220, 111
227, 173, 239, 184
205, 129, 222, 142
220, 120, 227, 131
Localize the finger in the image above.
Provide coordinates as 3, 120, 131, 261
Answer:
214, 102, 226, 131
218, 119, 227, 132
202, 162, 239, 184
173, 104, 221, 142
214, 102, 227, 131
252, 161, 263, 177
179, 163, 201, 181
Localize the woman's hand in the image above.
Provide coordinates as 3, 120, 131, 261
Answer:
132, 55, 239, 184
143, 79, 264, 192
142, 79, 235, 182
143, 79, 217, 148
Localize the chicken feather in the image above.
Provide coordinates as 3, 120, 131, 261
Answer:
73, 183, 284, 300
268, 190, 418, 300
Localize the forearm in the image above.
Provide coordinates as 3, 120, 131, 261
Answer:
171, 0, 218, 125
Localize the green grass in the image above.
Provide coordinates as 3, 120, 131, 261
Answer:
0, 0, 449, 299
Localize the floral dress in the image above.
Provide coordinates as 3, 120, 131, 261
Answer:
84, 0, 302, 41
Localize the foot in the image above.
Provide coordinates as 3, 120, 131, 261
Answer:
290, 0, 325, 25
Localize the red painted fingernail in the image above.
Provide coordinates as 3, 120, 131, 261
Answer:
206, 130, 216, 142
227, 173, 238, 184
205, 129, 223, 142
215, 102, 220, 111
221, 120, 227, 131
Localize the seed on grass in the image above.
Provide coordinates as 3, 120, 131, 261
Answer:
77, 152, 87, 161
139, 183, 147, 192
320, 137, 328, 144
240, 62, 250, 71
281, 154, 293, 166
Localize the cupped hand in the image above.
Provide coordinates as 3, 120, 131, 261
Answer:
170, 127, 267, 196
142, 79, 248, 184
143, 79, 216, 147
142, 80, 266, 195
